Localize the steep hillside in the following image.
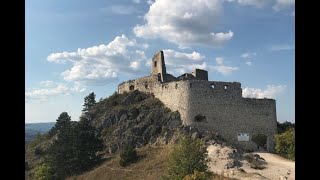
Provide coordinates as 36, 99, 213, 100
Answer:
68, 145, 172, 180
89, 90, 183, 153
25, 90, 228, 179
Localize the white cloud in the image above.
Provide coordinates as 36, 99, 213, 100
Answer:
245, 61, 253, 66
162, 49, 207, 75
215, 57, 224, 65
273, 0, 295, 11
211, 65, 239, 75
270, 44, 294, 51
237, 0, 271, 8
39, 80, 55, 87
241, 52, 256, 66
209, 57, 239, 75
133, 0, 234, 48
110, 5, 139, 15
26, 82, 86, 102
241, 52, 256, 59
243, 84, 286, 99
47, 34, 148, 85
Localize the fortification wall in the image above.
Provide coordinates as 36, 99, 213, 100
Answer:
118, 79, 277, 152
118, 78, 190, 123
185, 80, 277, 151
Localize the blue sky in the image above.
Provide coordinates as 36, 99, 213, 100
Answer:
26, 0, 295, 123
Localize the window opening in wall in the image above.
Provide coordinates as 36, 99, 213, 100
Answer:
224, 85, 228, 90
211, 84, 215, 89
129, 85, 134, 91
145, 83, 148, 89
154, 61, 157, 67
175, 83, 178, 89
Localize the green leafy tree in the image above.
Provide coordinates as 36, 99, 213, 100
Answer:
48, 112, 71, 137
82, 92, 96, 117
119, 145, 138, 167
46, 112, 75, 178
165, 137, 212, 180
34, 163, 53, 180
72, 116, 103, 172
275, 128, 295, 160
277, 121, 295, 134
46, 113, 103, 178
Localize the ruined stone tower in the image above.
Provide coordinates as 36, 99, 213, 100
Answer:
151, 51, 167, 82
118, 50, 277, 152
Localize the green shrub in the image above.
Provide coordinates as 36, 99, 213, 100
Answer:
34, 147, 44, 156
119, 146, 138, 167
34, 163, 53, 180
165, 136, 212, 180
275, 128, 295, 160
183, 170, 212, 180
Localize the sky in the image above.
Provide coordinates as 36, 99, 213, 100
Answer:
26, 0, 295, 123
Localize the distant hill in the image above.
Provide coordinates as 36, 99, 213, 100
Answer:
25, 122, 55, 143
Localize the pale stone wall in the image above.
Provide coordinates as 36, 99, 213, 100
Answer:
118, 78, 277, 152
186, 80, 277, 152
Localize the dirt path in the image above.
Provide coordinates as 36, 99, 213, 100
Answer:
250, 152, 295, 180
207, 144, 295, 180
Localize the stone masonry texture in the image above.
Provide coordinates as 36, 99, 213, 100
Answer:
118, 50, 277, 152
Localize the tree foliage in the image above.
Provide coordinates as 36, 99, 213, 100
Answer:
165, 137, 212, 180
34, 163, 53, 180
275, 128, 295, 160
277, 121, 295, 134
48, 112, 71, 137
45, 112, 103, 179
119, 145, 138, 167
72, 116, 103, 172
82, 92, 96, 116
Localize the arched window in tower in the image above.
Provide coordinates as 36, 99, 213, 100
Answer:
154, 61, 157, 67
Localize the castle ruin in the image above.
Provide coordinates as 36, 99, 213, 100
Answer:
118, 51, 277, 152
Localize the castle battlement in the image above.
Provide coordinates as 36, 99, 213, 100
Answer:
118, 50, 277, 152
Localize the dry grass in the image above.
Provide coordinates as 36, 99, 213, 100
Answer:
67, 145, 173, 180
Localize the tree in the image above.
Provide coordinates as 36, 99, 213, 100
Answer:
119, 145, 138, 167
45, 113, 103, 178
72, 116, 103, 172
275, 128, 295, 160
165, 137, 212, 180
82, 92, 96, 115
34, 163, 53, 180
48, 112, 71, 137
46, 112, 75, 178
277, 121, 295, 134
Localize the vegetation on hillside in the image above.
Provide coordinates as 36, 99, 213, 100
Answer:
277, 121, 295, 134
165, 136, 212, 180
89, 90, 181, 153
27, 93, 103, 179
275, 128, 295, 160
119, 145, 138, 167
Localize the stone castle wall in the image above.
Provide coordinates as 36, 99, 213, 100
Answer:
118, 78, 277, 152
186, 80, 277, 151
118, 50, 277, 152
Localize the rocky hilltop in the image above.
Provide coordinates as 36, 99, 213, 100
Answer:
88, 90, 224, 153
